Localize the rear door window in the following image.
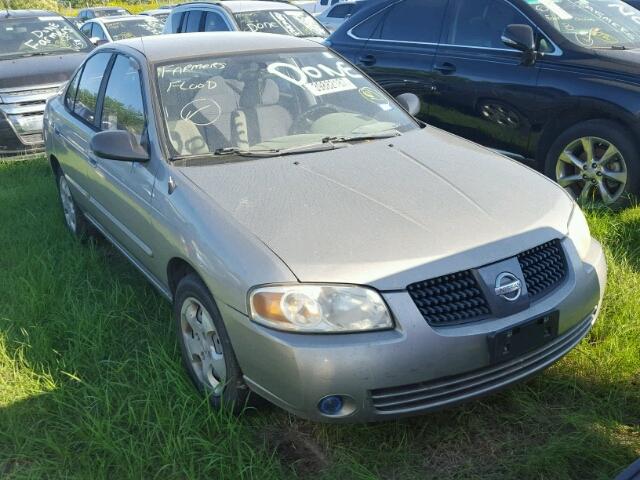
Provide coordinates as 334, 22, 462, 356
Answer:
73, 52, 112, 125
80, 23, 92, 37
376, 0, 447, 43
92, 23, 107, 41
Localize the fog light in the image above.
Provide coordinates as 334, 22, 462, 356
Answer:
318, 395, 343, 415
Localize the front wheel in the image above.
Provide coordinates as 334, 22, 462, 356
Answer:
545, 120, 639, 209
56, 171, 90, 238
174, 274, 249, 412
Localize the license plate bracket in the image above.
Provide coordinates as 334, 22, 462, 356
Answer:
488, 312, 559, 364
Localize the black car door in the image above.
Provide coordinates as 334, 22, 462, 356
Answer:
348, 0, 448, 120
429, 0, 544, 158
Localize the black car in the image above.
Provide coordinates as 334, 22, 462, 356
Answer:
0, 10, 92, 156
328, 0, 640, 207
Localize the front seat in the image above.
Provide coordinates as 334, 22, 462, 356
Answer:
239, 78, 293, 145
191, 76, 241, 150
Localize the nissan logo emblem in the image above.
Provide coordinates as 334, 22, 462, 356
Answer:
494, 272, 522, 302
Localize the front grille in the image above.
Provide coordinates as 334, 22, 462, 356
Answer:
407, 271, 491, 326
517, 240, 567, 300
370, 316, 592, 414
408, 240, 568, 327
18, 132, 43, 145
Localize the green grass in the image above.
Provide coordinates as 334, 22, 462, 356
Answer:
0, 158, 639, 479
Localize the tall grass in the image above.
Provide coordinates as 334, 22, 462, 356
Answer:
0, 158, 638, 479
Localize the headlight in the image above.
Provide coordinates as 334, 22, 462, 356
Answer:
249, 284, 394, 333
567, 205, 591, 259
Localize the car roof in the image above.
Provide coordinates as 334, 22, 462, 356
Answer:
0, 9, 60, 19
175, 1, 296, 13
114, 31, 320, 62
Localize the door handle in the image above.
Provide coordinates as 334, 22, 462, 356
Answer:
357, 54, 376, 66
54, 126, 61, 135
434, 62, 457, 74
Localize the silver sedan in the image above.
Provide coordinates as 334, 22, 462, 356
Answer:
44, 32, 606, 422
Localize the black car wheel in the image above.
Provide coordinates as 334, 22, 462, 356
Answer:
174, 273, 250, 412
545, 120, 639, 209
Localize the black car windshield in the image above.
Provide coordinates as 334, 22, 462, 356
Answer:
104, 18, 163, 40
155, 50, 418, 159
529, 0, 640, 48
93, 8, 130, 17
0, 15, 90, 59
233, 10, 328, 38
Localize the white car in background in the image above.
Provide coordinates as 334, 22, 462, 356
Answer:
296, 0, 344, 14
80, 15, 164, 44
314, 0, 364, 32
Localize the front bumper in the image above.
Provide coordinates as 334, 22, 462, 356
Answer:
222, 237, 606, 422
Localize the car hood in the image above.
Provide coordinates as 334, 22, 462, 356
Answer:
0, 51, 87, 90
177, 128, 574, 290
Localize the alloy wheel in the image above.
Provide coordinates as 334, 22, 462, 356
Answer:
555, 136, 628, 205
59, 175, 77, 232
180, 297, 227, 395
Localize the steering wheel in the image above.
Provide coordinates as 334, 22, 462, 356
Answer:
291, 105, 340, 134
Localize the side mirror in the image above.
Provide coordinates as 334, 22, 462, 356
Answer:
89, 36, 107, 46
501, 24, 537, 65
90, 130, 149, 162
395, 92, 421, 117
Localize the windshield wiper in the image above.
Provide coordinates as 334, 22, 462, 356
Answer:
212, 147, 280, 157
14, 51, 51, 58
592, 45, 628, 50
322, 130, 401, 144
171, 142, 345, 162
171, 148, 278, 162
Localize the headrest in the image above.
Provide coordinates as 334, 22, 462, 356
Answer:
260, 79, 280, 106
240, 77, 280, 109
192, 76, 238, 114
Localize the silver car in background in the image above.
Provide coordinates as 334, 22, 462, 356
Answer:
44, 33, 606, 422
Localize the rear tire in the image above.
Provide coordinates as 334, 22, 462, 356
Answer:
174, 274, 250, 412
544, 120, 639, 209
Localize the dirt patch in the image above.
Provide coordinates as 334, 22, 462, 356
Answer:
263, 423, 329, 478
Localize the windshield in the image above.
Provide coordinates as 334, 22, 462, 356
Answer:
104, 18, 163, 40
94, 9, 130, 17
0, 16, 90, 59
528, 0, 640, 48
155, 50, 418, 159
233, 10, 328, 38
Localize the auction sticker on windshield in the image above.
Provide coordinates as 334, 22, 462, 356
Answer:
267, 59, 361, 96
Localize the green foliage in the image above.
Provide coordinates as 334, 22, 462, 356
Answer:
6, 0, 57, 11
0, 158, 638, 479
